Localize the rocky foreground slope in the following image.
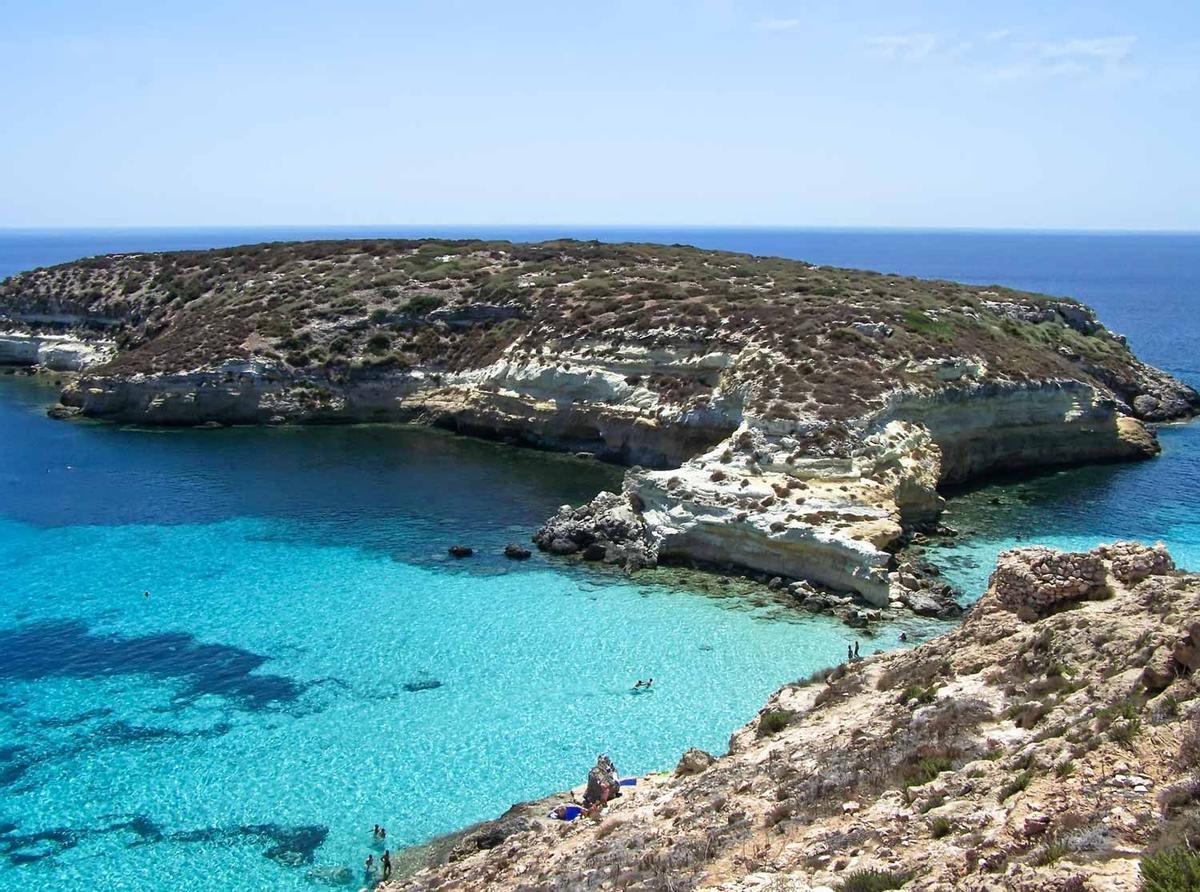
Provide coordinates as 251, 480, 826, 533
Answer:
387, 541, 1200, 891
1, 239, 1196, 605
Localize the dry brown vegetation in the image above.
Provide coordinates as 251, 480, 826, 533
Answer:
0, 238, 1152, 420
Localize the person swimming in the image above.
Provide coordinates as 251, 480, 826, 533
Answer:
633, 678, 654, 690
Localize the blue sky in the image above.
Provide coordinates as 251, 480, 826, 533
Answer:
1, 1, 1197, 230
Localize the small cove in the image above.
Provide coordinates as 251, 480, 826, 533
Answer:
0, 375, 916, 891
1, 227, 1198, 890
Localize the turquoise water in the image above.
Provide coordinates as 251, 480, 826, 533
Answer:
0, 376, 887, 891
2, 227, 1199, 889
932, 420, 1200, 599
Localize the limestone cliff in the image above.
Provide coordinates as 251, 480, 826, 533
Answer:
385, 542, 1200, 892
1, 239, 1195, 602
0, 330, 113, 371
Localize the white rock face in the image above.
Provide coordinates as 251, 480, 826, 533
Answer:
450, 344, 735, 412
881, 380, 1153, 483
0, 331, 114, 371
630, 420, 941, 604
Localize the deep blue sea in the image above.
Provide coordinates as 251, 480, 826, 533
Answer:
1, 226, 1198, 890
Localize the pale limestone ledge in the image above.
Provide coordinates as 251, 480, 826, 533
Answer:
621, 379, 1155, 604
631, 421, 939, 604
0, 331, 114, 372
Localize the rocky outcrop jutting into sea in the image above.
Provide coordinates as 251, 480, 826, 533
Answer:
1, 239, 1196, 607
384, 541, 1200, 891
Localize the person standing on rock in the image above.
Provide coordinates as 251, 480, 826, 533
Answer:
381, 849, 392, 880
854, 641, 860, 659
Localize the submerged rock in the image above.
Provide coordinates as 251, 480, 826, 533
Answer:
45, 404, 82, 420
402, 680, 443, 693
447, 545, 473, 558
502, 543, 532, 560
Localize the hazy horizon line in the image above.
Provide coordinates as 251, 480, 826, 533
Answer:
1, 223, 1198, 237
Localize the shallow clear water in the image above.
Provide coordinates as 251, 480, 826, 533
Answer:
0, 376, 895, 891
1, 227, 1198, 890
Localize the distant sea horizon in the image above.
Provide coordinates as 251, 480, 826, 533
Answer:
3, 223, 1198, 233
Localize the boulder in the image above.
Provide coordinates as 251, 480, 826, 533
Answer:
503, 543, 532, 560
534, 491, 657, 567
850, 321, 893, 339
1174, 637, 1200, 673
1141, 647, 1178, 692
1134, 394, 1162, 417
1023, 812, 1052, 838
675, 748, 716, 777
448, 545, 474, 558
46, 404, 82, 420
448, 815, 530, 862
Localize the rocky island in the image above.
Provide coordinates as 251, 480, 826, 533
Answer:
1, 238, 1195, 611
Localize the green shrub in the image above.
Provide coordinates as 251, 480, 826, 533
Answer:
901, 308, 952, 339
1140, 844, 1200, 891
402, 292, 445, 315
901, 684, 938, 705
839, 868, 912, 891
998, 769, 1033, 801
757, 708, 795, 736
1030, 837, 1069, 866
929, 816, 953, 839
1111, 714, 1143, 745
367, 332, 391, 354
903, 755, 953, 789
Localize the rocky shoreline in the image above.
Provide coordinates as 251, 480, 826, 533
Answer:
1, 239, 1197, 617
4, 241, 1200, 889
385, 541, 1200, 891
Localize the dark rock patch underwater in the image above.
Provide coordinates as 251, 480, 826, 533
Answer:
0, 619, 302, 709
